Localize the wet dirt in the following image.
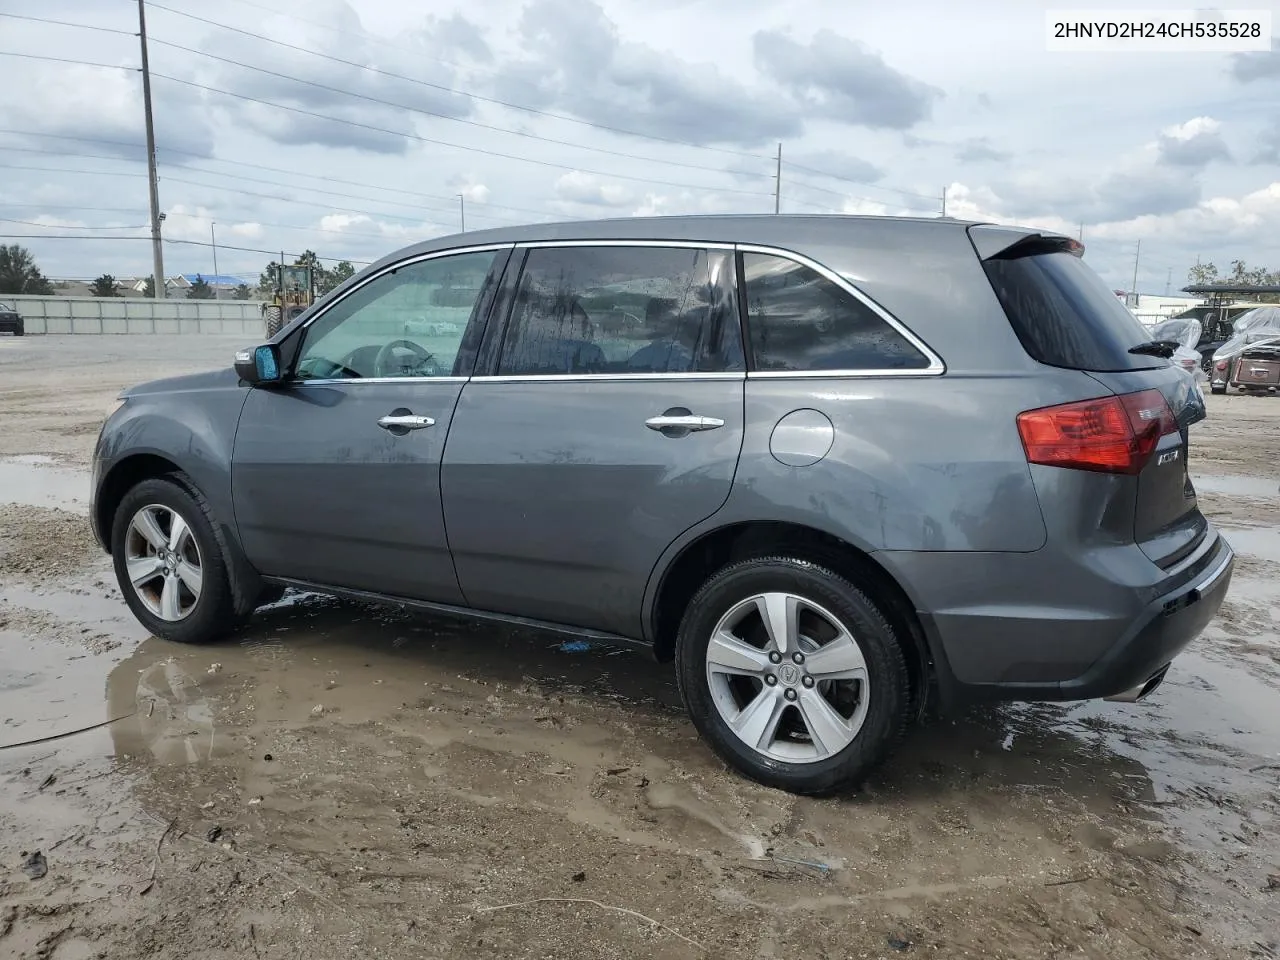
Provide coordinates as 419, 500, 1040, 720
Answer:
1, 341, 1279, 959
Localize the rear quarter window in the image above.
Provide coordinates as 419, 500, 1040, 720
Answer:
740, 252, 932, 372
981, 250, 1160, 372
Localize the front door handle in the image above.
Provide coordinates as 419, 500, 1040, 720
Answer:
377, 414, 435, 431
645, 414, 725, 432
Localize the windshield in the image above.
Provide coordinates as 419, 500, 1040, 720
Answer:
1213, 306, 1280, 360
1148, 317, 1201, 350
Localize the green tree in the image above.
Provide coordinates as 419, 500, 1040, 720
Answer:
1187, 261, 1219, 285
186, 274, 215, 300
1188, 260, 1280, 302
258, 261, 281, 296
0, 244, 55, 295
317, 259, 355, 296
141, 276, 156, 298
233, 283, 252, 300
89, 274, 120, 297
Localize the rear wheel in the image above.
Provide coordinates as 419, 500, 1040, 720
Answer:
1210, 385, 1227, 395
675, 557, 911, 795
111, 476, 238, 644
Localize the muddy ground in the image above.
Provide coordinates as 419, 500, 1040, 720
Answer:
1, 334, 1278, 960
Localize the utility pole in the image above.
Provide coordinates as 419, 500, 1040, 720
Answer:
774, 143, 782, 214
458, 194, 465, 232
940, 186, 947, 217
1129, 239, 1142, 308
1078, 222, 1084, 242
1165, 267, 1172, 295
211, 222, 218, 284
137, 0, 165, 299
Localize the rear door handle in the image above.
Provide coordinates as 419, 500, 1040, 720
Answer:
377, 414, 435, 431
645, 414, 724, 432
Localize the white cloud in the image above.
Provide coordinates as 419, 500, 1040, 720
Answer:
554, 171, 633, 207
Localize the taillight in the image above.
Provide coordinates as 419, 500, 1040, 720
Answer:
1215, 361, 1228, 371
1017, 389, 1178, 475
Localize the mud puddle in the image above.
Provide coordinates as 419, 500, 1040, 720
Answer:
0, 455, 89, 511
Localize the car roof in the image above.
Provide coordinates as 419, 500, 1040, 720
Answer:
365, 213, 1021, 272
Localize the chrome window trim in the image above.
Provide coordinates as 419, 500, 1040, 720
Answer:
736, 242, 946, 378
470, 372, 745, 384
293, 376, 472, 386
518, 239, 734, 251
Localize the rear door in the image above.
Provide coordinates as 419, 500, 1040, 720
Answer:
231, 246, 510, 602
440, 242, 746, 637
976, 230, 1207, 568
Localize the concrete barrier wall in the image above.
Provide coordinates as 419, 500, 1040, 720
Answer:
7, 295, 268, 336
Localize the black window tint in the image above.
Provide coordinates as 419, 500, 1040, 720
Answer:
741, 253, 930, 372
982, 251, 1156, 372
498, 246, 742, 376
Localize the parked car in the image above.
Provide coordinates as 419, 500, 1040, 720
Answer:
90, 216, 1234, 794
1209, 306, 1280, 394
0, 301, 23, 336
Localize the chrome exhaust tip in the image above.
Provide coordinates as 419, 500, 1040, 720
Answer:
1104, 666, 1169, 703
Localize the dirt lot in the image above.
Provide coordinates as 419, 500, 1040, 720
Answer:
2, 334, 1278, 960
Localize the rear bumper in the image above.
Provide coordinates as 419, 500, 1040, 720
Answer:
879, 533, 1234, 705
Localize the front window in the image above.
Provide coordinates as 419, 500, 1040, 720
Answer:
296, 251, 498, 380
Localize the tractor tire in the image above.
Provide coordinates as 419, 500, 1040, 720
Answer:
264, 306, 283, 338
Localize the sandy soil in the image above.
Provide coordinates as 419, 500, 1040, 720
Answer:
1, 336, 1278, 960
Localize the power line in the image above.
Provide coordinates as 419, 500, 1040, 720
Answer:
0, 216, 149, 230
163, 236, 371, 264
783, 160, 940, 203
0, 130, 561, 220
0, 50, 137, 71
0, 145, 524, 226
0, 45, 775, 198
148, 71, 777, 198
0, 12, 135, 36
0, 234, 147, 240
146, 35, 773, 181
146, 0, 767, 162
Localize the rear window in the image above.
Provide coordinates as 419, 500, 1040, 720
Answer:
982, 251, 1159, 372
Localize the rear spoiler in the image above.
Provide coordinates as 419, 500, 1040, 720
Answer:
968, 224, 1084, 261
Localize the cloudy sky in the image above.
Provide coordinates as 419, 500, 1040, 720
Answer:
1, 0, 1277, 293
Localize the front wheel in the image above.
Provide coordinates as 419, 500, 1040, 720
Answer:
111, 475, 238, 644
675, 557, 911, 795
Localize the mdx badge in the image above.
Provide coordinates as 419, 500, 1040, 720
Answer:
1157, 448, 1181, 466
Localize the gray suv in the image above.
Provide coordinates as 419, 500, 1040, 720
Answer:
91, 216, 1233, 794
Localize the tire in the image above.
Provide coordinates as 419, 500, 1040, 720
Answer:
675, 556, 911, 796
1210, 385, 1226, 395
111, 475, 238, 645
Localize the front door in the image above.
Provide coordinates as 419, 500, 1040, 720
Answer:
232, 246, 509, 603
441, 243, 746, 637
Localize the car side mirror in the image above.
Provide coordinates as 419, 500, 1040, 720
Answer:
234, 344, 283, 385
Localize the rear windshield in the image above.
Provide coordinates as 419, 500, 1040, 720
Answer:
982, 251, 1161, 372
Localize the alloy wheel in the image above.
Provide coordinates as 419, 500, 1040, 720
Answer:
124, 504, 203, 622
705, 592, 871, 763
